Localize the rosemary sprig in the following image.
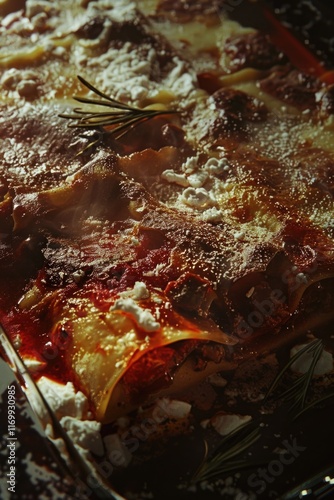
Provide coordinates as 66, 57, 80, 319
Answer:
191, 421, 262, 484
292, 391, 334, 420
59, 75, 178, 147
264, 339, 325, 416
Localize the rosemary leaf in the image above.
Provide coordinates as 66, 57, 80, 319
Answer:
299, 339, 324, 409
191, 423, 262, 484
195, 459, 264, 483
76, 74, 137, 110
59, 75, 179, 149
264, 339, 323, 401
292, 391, 334, 420
264, 339, 326, 417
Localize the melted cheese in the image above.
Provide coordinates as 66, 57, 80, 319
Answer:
54, 288, 235, 421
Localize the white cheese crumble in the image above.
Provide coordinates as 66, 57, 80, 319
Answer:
203, 157, 230, 175
85, 42, 156, 103
72, 4, 197, 105
209, 413, 252, 436
72, 269, 86, 284
181, 155, 199, 173
162, 169, 208, 189
120, 281, 150, 300
179, 187, 214, 209
110, 297, 160, 332
34, 377, 89, 422
143, 263, 166, 277
207, 373, 228, 387
162, 169, 190, 187
295, 272, 308, 285
187, 171, 208, 188
133, 281, 150, 300
202, 207, 223, 222
103, 433, 132, 467
163, 56, 198, 98
290, 344, 333, 375
60, 416, 103, 456
233, 230, 246, 241
155, 398, 192, 420
25, 375, 103, 464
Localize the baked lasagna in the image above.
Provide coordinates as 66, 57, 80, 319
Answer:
0, 0, 334, 496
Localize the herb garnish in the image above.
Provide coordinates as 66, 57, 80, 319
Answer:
191, 421, 262, 484
264, 339, 329, 417
59, 75, 178, 149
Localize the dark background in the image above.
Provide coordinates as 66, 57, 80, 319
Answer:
266, 0, 334, 68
